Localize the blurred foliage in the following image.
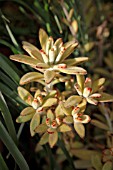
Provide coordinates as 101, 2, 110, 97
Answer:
0, 0, 113, 170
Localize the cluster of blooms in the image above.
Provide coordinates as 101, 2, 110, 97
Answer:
10, 29, 113, 147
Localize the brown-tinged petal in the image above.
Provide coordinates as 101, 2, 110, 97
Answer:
35, 123, 48, 133
54, 66, 87, 75
16, 114, 33, 123
44, 70, 56, 84
58, 124, 71, 132
20, 72, 43, 85
59, 42, 78, 62
36, 63, 49, 69
10, 54, 39, 66
97, 92, 113, 103
49, 131, 58, 148
39, 29, 49, 51
77, 98, 87, 112
86, 97, 98, 105
90, 93, 101, 98
64, 57, 88, 66
30, 113, 40, 136
46, 37, 54, 55
74, 83, 82, 95
74, 122, 85, 138
64, 95, 82, 108
39, 132, 49, 145
83, 87, 92, 98
47, 109, 55, 121
84, 77, 92, 88
92, 78, 105, 93
63, 116, 73, 124
60, 102, 72, 115
42, 98, 57, 108
31, 50, 43, 62
17, 86, 33, 105
20, 107, 35, 116
76, 75, 85, 93
40, 49, 49, 64
75, 115, 91, 124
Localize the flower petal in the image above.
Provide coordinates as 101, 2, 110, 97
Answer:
30, 113, 40, 136
58, 124, 71, 132
20, 107, 35, 116
20, 72, 43, 85
49, 131, 58, 148
39, 132, 49, 145
35, 123, 48, 133
42, 98, 57, 108
83, 87, 92, 98
64, 57, 88, 66
92, 78, 105, 93
17, 86, 33, 105
76, 75, 85, 93
16, 114, 34, 123
47, 109, 55, 121
10, 54, 39, 66
39, 29, 49, 51
54, 66, 87, 75
44, 70, 56, 84
97, 92, 113, 102
63, 116, 73, 124
64, 95, 82, 108
74, 83, 82, 95
74, 123, 85, 138
86, 97, 98, 105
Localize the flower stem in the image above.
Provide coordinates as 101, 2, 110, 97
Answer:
57, 134, 76, 170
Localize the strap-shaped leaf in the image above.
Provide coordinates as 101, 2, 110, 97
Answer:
18, 87, 33, 105
39, 29, 48, 51
91, 119, 109, 130
49, 131, 58, 148
20, 72, 43, 85
91, 155, 103, 170
42, 98, 57, 108
74, 123, 85, 138
98, 92, 113, 102
64, 57, 88, 66
30, 113, 40, 136
39, 132, 49, 145
54, 66, 87, 75
10, 54, 39, 66
58, 124, 71, 132
64, 95, 82, 108
44, 70, 56, 84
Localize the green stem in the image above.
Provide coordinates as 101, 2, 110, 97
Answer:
57, 135, 76, 170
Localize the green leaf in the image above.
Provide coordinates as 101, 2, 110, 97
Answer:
30, 113, 40, 136
0, 54, 20, 84
0, 153, 9, 170
64, 95, 82, 108
74, 123, 85, 138
20, 107, 35, 116
58, 124, 71, 132
0, 121, 29, 170
91, 119, 109, 130
18, 86, 33, 105
44, 70, 56, 84
0, 92, 17, 144
39, 132, 49, 145
49, 131, 58, 148
20, 72, 43, 85
102, 161, 112, 170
